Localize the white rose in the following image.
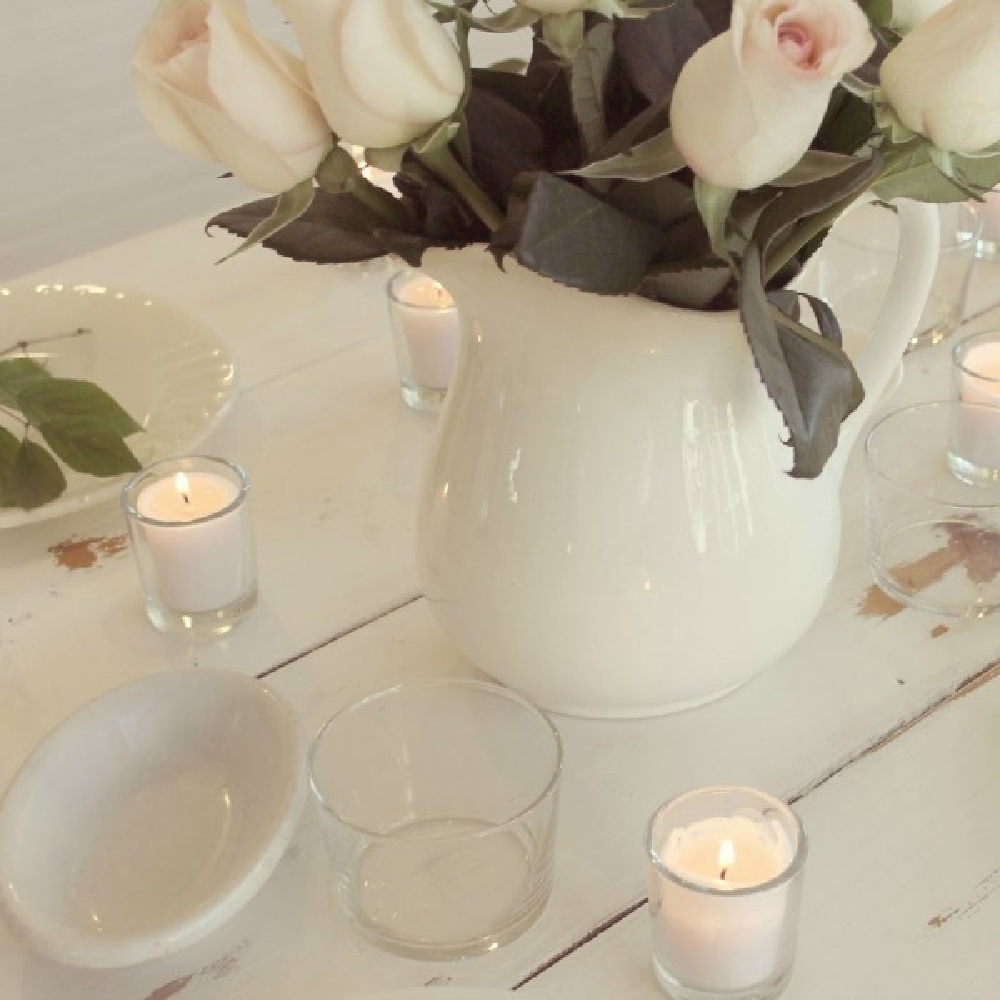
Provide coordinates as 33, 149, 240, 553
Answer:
891, 0, 954, 32
276, 0, 465, 150
670, 0, 875, 190
133, 0, 332, 193
881, 0, 1000, 154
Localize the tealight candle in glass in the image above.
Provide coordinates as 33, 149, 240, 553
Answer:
949, 330, 1000, 484
646, 786, 808, 1000
386, 268, 460, 411
121, 455, 257, 636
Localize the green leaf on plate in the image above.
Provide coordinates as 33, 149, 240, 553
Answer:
16, 378, 142, 437
0, 357, 52, 409
37, 418, 141, 477
2, 436, 67, 510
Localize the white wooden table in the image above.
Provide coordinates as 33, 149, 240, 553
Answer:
2, 217, 1000, 1000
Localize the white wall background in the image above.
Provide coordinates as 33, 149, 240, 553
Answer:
0, 0, 525, 282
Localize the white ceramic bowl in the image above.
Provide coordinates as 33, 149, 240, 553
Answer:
0, 669, 307, 968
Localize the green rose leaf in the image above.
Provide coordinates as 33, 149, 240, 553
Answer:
638, 262, 735, 309
37, 418, 141, 477
217, 178, 316, 263
772, 151, 867, 188
0, 433, 67, 510
0, 357, 52, 409
739, 243, 862, 479
542, 12, 586, 63
493, 174, 665, 294
210, 190, 440, 266
569, 129, 686, 182
571, 21, 614, 159
875, 143, 980, 203
16, 378, 142, 437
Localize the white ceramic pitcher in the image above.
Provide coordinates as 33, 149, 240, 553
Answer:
417, 201, 939, 717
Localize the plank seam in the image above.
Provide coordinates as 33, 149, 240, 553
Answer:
514, 656, 1000, 988
255, 592, 422, 679
788, 655, 1000, 804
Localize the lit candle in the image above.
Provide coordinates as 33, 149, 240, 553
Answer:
390, 272, 460, 391
135, 469, 245, 613
647, 789, 806, 996
952, 334, 1000, 475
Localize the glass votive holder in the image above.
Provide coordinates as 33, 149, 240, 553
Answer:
818, 200, 981, 351
309, 678, 562, 960
866, 401, 1000, 617
972, 187, 1000, 261
950, 330, 1000, 484
121, 455, 257, 637
386, 268, 460, 412
646, 787, 807, 1000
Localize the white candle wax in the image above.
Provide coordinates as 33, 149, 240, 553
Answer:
136, 471, 245, 613
652, 813, 794, 992
393, 274, 460, 390
957, 340, 1000, 470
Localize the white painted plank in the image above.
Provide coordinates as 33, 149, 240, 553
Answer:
515, 674, 1000, 1000
2, 224, 1000, 998
2, 581, 998, 1000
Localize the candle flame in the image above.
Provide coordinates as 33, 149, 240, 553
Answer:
173, 471, 192, 504
718, 838, 736, 880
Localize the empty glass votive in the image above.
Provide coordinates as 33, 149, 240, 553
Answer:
646, 787, 807, 1000
867, 401, 1000, 617
950, 330, 1000, 484
309, 678, 562, 960
386, 268, 460, 412
818, 201, 981, 351
973, 187, 1000, 261
121, 456, 257, 636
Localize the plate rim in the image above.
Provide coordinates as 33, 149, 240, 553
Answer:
0, 281, 237, 530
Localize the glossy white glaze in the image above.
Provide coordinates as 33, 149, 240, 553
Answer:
417, 202, 939, 716
0, 669, 307, 968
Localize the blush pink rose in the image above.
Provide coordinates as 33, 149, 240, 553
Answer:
670, 0, 875, 190
134, 0, 332, 193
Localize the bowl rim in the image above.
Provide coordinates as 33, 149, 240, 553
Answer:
0, 667, 307, 969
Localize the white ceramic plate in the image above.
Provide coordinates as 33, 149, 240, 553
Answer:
0, 281, 236, 528
348, 992, 519, 999
0, 669, 307, 968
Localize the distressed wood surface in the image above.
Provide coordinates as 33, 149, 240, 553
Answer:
2, 223, 1000, 999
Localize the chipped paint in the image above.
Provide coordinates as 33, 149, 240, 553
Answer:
859, 584, 905, 620
144, 976, 193, 1000
928, 908, 958, 929
205, 952, 240, 980
48, 534, 127, 570
928, 866, 1000, 929
859, 521, 1000, 619
143, 943, 245, 1000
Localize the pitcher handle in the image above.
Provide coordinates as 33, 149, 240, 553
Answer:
849, 196, 940, 417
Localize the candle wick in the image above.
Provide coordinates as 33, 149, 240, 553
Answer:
181, 492, 191, 505
719, 867, 728, 881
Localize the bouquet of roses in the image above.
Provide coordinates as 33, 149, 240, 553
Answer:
134, 0, 1000, 476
